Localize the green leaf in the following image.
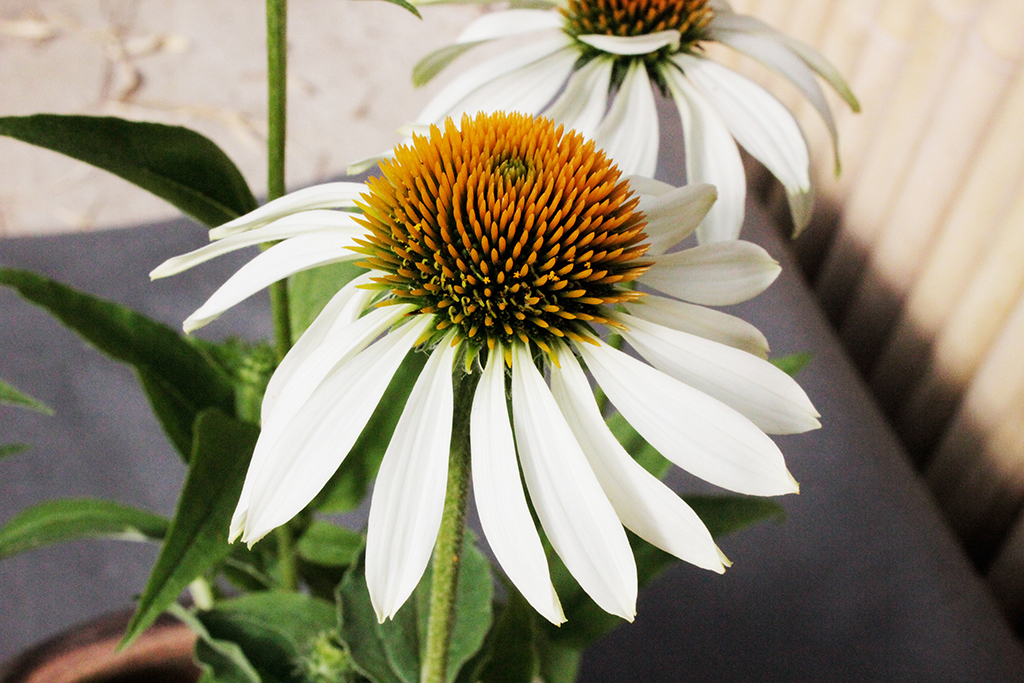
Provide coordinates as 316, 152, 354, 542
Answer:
354, 0, 421, 19
0, 268, 236, 461
197, 592, 338, 683
337, 540, 493, 683
288, 261, 365, 340
771, 351, 813, 376
0, 498, 168, 560
0, 115, 256, 227
412, 42, 482, 87
170, 604, 262, 683
0, 379, 53, 414
296, 520, 365, 567
473, 587, 539, 683
0, 444, 30, 459
684, 494, 785, 538
337, 565, 407, 683
122, 410, 258, 649
313, 350, 429, 512
605, 410, 669, 478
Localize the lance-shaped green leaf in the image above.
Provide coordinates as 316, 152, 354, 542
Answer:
195, 592, 338, 683
354, 0, 421, 19
122, 410, 258, 649
296, 520, 365, 568
0, 498, 169, 560
0, 115, 256, 227
413, 43, 482, 87
0, 379, 53, 414
0, 444, 30, 460
169, 604, 262, 683
0, 268, 235, 461
470, 586, 540, 683
288, 261, 365, 340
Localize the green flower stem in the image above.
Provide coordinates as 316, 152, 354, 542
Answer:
421, 368, 481, 683
275, 524, 299, 591
265, 0, 292, 363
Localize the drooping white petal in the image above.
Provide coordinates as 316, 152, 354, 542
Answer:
230, 301, 416, 541
182, 233, 361, 332
660, 63, 745, 243
673, 54, 812, 235
577, 30, 680, 56
239, 315, 435, 545
549, 342, 725, 572
511, 343, 637, 621
626, 175, 675, 197
624, 294, 769, 358
594, 60, 658, 177
639, 183, 717, 256
209, 182, 366, 239
641, 241, 780, 305
472, 345, 564, 624
366, 337, 458, 622
709, 12, 860, 112
151, 211, 362, 279
450, 47, 578, 122
576, 339, 798, 496
543, 56, 614, 141
416, 35, 574, 125
711, 27, 840, 171
614, 312, 820, 434
456, 9, 563, 43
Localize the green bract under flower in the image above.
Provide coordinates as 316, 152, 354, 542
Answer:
354, 113, 650, 353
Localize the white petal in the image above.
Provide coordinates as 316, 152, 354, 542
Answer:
511, 343, 637, 621
594, 60, 658, 177
472, 345, 564, 624
641, 241, 780, 305
366, 337, 458, 622
239, 315, 435, 544
639, 182, 717, 256
577, 30, 679, 56
625, 175, 675, 197
625, 294, 769, 358
182, 234, 361, 332
550, 342, 725, 572
209, 182, 366, 239
449, 47, 578, 122
416, 35, 573, 125
672, 54, 812, 235
711, 27, 840, 171
709, 12, 860, 112
456, 9, 563, 43
151, 211, 361, 279
660, 63, 746, 243
576, 339, 798, 496
231, 301, 417, 541
615, 312, 820, 434
543, 56, 614, 141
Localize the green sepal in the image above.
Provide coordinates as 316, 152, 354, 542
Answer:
0, 498, 169, 561
0, 114, 256, 227
0, 268, 236, 462
121, 410, 258, 649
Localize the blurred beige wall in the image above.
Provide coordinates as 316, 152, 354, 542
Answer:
0, 0, 480, 237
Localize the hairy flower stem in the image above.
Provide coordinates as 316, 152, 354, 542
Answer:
264, 0, 292, 363
421, 368, 482, 683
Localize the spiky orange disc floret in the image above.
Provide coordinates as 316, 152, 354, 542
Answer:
353, 111, 650, 351
562, 0, 712, 42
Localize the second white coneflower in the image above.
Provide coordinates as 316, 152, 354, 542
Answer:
153, 111, 818, 626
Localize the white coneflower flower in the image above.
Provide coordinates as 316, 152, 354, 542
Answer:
360, 0, 857, 243
153, 112, 819, 625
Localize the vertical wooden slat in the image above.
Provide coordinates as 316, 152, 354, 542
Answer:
814, 0, 984, 322
836, 0, 1024, 372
